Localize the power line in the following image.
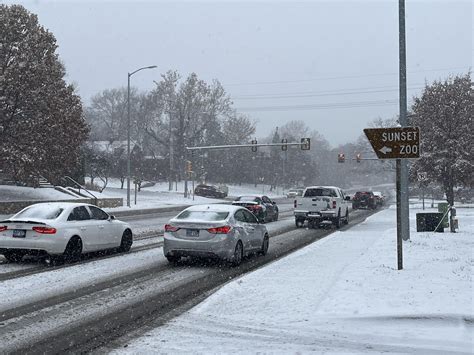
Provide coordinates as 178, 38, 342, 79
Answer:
225, 66, 469, 87
232, 85, 424, 100
236, 99, 398, 112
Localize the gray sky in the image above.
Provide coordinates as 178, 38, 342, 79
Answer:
10, 0, 473, 146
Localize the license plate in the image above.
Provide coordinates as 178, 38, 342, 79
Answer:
13, 229, 26, 238
186, 229, 199, 237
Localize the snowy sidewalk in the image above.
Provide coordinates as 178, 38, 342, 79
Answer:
115, 207, 473, 354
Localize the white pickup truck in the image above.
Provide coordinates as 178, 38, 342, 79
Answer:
294, 186, 351, 228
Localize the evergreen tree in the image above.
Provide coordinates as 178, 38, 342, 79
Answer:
0, 5, 89, 184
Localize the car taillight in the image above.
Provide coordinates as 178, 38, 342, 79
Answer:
249, 205, 262, 210
207, 226, 232, 234
0, 226, 7, 232
32, 226, 56, 234
165, 224, 180, 232
294, 200, 297, 208
332, 200, 337, 209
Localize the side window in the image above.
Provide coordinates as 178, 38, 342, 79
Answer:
234, 210, 247, 223
89, 206, 109, 220
67, 206, 91, 221
243, 210, 258, 224
262, 196, 271, 204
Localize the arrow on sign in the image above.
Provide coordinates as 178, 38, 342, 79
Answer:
379, 146, 392, 154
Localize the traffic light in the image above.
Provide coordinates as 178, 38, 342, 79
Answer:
251, 139, 258, 152
186, 160, 192, 173
356, 153, 361, 163
281, 139, 288, 151
301, 137, 311, 150
338, 153, 345, 163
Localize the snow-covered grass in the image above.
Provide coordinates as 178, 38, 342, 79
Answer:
0, 185, 77, 202
91, 178, 286, 212
116, 206, 473, 354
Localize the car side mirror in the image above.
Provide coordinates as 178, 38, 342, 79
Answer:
272, 201, 276, 205
109, 215, 115, 220
345, 196, 351, 201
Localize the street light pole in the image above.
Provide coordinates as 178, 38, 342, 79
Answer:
127, 65, 157, 207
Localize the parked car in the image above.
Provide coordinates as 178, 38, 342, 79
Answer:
372, 191, 385, 206
163, 204, 269, 266
232, 195, 279, 223
0, 202, 133, 263
194, 184, 227, 198
294, 186, 350, 228
352, 191, 377, 210
286, 188, 304, 198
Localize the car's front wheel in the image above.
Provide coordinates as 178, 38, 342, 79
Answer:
118, 229, 133, 252
63, 237, 82, 262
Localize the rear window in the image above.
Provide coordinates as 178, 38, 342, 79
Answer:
176, 210, 229, 221
304, 188, 337, 197
236, 196, 259, 202
13, 205, 64, 220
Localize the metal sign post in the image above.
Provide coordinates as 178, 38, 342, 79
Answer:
364, 126, 421, 270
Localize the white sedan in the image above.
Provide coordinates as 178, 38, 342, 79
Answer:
0, 202, 133, 263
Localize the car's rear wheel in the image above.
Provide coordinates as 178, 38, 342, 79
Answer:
273, 211, 279, 222
118, 229, 133, 252
334, 211, 342, 229
231, 241, 243, 266
3, 251, 24, 263
258, 234, 269, 256
63, 237, 82, 262
295, 218, 305, 228
166, 255, 180, 263
344, 209, 349, 225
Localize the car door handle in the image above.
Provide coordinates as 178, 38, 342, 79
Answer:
80, 227, 86, 231
98, 226, 104, 229
248, 227, 255, 231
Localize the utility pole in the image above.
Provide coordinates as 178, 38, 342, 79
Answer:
399, 0, 410, 244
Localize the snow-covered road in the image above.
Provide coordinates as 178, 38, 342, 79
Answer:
114, 206, 473, 354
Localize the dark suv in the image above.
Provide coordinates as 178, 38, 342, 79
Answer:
352, 191, 377, 210
194, 184, 227, 198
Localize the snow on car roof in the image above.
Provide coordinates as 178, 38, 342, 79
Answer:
25, 202, 96, 209
304, 186, 340, 190
185, 204, 244, 213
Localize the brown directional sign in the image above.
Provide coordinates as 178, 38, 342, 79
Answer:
364, 127, 420, 159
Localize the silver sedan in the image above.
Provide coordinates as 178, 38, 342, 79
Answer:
163, 204, 269, 266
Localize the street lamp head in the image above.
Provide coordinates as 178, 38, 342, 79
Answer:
147, 65, 158, 69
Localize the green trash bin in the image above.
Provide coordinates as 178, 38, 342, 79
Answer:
437, 202, 449, 228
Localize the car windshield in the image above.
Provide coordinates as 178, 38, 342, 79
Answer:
13, 205, 64, 220
304, 188, 337, 197
176, 210, 229, 221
